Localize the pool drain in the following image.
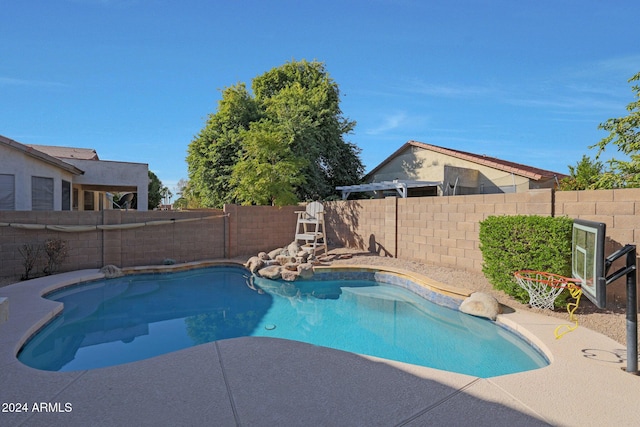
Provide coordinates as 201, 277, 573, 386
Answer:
265, 324, 276, 330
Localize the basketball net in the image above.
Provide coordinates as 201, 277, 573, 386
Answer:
513, 270, 583, 339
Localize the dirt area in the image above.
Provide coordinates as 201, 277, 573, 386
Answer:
325, 248, 635, 350
1, 250, 635, 351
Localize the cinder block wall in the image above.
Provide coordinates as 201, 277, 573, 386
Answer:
325, 189, 555, 271
2, 189, 639, 305
326, 188, 639, 304
397, 189, 554, 271
0, 210, 225, 280
224, 204, 300, 258
1, 211, 102, 278
324, 198, 396, 256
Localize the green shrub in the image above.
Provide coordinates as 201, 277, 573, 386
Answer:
479, 215, 573, 307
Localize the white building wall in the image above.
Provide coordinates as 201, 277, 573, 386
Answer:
369, 146, 532, 194
0, 144, 75, 210
63, 159, 149, 211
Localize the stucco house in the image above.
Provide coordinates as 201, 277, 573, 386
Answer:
0, 135, 149, 211
338, 140, 566, 199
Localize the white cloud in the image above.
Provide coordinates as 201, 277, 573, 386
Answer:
0, 76, 66, 88
365, 112, 408, 135
406, 80, 495, 98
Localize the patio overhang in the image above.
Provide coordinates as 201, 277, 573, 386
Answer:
336, 180, 442, 200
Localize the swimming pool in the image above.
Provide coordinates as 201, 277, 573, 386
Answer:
18, 266, 548, 377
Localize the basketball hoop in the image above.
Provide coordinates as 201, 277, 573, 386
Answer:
514, 270, 584, 339
514, 270, 581, 310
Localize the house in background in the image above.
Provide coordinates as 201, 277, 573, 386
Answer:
0, 135, 149, 211
338, 140, 565, 199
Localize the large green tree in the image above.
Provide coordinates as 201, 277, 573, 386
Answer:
231, 121, 307, 206
187, 83, 260, 207
187, 60, 364, 207
591, 71, 640, 188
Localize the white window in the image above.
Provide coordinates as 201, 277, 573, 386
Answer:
32, 176, 54, 211
0, 174, 15, 210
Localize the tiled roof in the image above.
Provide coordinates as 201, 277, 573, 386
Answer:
367, 140, 566, 181
26, 144, 99, 160
0, 135, 84, 175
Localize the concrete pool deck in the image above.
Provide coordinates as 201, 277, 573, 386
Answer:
1, 268, 639, 426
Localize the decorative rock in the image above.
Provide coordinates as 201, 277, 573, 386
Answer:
100, 265, 123, 278
268, 248, 283, 260
258, 265, 283, 280
296, 250, 310, 261
244, 256, 264, 273
459, 292, 501, 321
284, 262, 299, 272
275, 255, 296, 265
287, 241, 300, 256
281, 270, 299, 282
258, 252, 269, 260
263, 259, 279, 267
297, 262, 314, 279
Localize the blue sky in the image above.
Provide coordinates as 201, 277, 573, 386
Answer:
2, 1, 639, 196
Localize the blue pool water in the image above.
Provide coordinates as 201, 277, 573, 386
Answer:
18, 266, 548, 377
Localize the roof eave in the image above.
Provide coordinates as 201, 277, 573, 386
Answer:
367, 140, 563, 182
0, 135, 85, 175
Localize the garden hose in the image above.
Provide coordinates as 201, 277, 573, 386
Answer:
554, 285, 582, 339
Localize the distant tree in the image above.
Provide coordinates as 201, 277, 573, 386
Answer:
558, 155, 604, 190
591, 71, 640, 188
148, 171, 163, 209
172, 197, 187, 210
160, 186, 172, 206
186, 60, 364, 207
173, 179, 202, 209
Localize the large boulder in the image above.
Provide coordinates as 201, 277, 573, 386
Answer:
283, 262, 299, 272
101, 265, 123, 278
459, 292, 501, 321
281, 270, 299, 282
297, 262, 314, 279
258, 265, 283, 280
276, 255, 296, 265
287, 241, 300, 256
268, 248, 283, 260
244, 256, 264, 274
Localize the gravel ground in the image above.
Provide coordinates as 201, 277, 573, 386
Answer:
1, 251, 635, 351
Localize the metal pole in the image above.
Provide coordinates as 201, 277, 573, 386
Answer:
625, 246, 637, 374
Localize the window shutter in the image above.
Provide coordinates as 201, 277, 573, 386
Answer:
62, 180, 71, 211
32, 176, 54, 210
0, 174, 15, 210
